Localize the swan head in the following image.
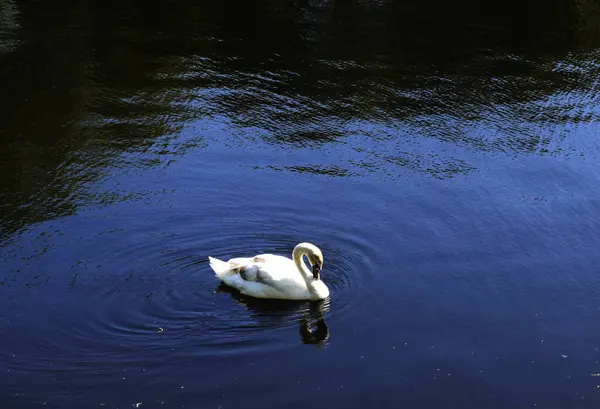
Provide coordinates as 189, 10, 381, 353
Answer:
309, 251, 323, 280
295, 242, 324, 280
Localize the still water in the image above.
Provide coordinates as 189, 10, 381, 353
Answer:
2, 0, 600, 407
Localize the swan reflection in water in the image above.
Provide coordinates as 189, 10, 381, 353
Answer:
298, 303, 329, 346
215, 283, 330, 346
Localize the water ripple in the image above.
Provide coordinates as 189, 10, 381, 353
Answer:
27, 211, 376, 367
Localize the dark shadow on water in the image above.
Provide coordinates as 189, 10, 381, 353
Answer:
216, 283, 330, 346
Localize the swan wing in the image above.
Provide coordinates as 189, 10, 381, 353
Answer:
238, 254, 308, 293
245, 254, 304, 284
210, 253, 311, 299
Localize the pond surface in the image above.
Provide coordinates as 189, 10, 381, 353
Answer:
2, 1, 600, 408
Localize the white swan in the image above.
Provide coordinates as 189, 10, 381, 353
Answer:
208, 242, 330, 300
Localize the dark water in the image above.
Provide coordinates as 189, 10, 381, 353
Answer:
2, 0, 600, 407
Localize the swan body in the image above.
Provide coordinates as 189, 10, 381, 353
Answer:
208, 242, 330, 300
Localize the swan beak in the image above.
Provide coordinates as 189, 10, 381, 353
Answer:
312, 264, 321, 280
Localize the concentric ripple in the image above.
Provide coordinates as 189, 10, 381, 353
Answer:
33, 209, 378, 369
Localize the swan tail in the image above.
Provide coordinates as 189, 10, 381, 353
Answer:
208, 256, 235, 278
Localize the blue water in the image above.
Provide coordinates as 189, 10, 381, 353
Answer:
2, 1, 600, 408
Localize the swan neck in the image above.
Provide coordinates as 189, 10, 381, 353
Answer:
293, 245, 313, 290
